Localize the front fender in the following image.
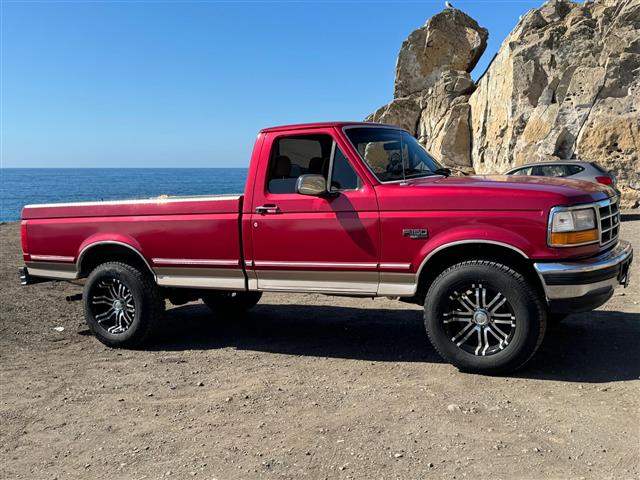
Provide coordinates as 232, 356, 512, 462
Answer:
414, 226, 534, 276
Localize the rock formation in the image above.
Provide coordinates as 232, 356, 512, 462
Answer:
367, 9, 486, 171
367, 0, 640, 207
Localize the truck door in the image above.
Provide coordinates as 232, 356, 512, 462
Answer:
247, 128, 380, 294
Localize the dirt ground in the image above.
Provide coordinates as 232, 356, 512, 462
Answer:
1, 218, 639, 480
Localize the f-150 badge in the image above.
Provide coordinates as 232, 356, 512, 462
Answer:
402, 228, 428, 239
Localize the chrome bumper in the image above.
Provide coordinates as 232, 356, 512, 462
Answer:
534, 240, 633, 300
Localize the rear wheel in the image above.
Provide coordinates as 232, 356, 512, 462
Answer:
83, 262, 164, 348
424, 260, 546, 374
202, 291, 262, 315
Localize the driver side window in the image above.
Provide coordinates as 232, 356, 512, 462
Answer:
267, 135, 331, 194
266, 134, 361, 194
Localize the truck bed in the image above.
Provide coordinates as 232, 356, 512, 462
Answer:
21, 194, 246, 290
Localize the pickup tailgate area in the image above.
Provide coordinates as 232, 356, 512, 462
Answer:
22, 195, 246, 290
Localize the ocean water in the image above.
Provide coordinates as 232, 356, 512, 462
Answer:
0, 168, 248, 222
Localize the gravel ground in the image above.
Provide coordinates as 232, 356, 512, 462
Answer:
1, 218, 639, 480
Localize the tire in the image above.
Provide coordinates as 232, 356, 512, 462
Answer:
424, 260, 546, 375
202, 291, 262, 314
83, 262, 165, 348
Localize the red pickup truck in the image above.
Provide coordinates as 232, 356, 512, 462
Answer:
20, 122, 633, 374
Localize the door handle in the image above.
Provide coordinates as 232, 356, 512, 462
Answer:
255, 204, 280, 215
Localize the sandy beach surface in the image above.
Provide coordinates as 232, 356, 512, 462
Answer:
1, 218, 639, 479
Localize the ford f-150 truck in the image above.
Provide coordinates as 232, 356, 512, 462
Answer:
19, 122, 633, 374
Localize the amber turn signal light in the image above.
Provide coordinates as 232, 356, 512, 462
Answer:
549, 229, 598, 246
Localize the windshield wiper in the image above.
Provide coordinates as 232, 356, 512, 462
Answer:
403, 169, 438, 178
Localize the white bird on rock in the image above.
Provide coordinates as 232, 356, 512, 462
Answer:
445, 1, 454, 9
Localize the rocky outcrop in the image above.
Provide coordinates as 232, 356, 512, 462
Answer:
470, 0, 640, 207
393, 10, 488, 98
368, 0, 640, 207
367, 9, 487, 170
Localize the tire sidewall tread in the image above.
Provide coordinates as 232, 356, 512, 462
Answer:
83, 261, 164, 348
424, 260, 547, 375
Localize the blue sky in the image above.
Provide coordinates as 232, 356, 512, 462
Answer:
1, 0, 543, 168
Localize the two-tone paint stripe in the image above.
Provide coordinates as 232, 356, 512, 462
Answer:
28, 254, 413, 272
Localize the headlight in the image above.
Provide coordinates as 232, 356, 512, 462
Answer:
548, 207, 598, 247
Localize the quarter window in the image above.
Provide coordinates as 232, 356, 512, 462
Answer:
565, 165, 584, 176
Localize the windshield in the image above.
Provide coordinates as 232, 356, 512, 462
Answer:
344, 127, 443, 182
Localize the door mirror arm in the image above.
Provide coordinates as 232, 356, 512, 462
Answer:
321, 189, 340, 199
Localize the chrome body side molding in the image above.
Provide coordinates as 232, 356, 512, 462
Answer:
24, 194, 242, 209
30, 254, 76, 262
253, 261, 378, 269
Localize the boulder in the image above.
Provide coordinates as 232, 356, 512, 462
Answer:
417, 71, 475, 169
367, 9, 487, 170
366, 94, 424, 133
394, 9, 488, 98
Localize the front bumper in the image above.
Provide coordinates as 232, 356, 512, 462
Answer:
534, 240, 633, 313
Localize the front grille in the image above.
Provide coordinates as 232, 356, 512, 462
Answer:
598, 197, 620, 246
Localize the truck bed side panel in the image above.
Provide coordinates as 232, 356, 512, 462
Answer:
23, 196, 245, 290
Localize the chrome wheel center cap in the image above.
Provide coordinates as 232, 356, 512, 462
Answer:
113, 300, 124, 312
473, 309, 490, 326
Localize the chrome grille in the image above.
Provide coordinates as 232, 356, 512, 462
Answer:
598, 197, 620, 246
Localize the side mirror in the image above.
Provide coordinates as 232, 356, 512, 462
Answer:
296, 174, 327, 196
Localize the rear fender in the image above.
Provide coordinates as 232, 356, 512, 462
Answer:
77, 234, 154, 278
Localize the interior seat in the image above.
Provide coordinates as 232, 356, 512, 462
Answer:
268, 155, 299, 193
308, 157, 327, 176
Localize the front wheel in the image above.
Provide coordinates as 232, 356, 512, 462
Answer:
202, 291, 262, 315
424, 260, 546, 374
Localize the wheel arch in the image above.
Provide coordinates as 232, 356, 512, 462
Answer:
77, 241, 156, 280
413, 240, 545, 304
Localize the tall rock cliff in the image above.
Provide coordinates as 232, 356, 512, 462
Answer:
368, 0, 640, 207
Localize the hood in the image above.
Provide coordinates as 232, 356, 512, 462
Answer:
375, 174, 613, 211
435, 175, 610, 198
